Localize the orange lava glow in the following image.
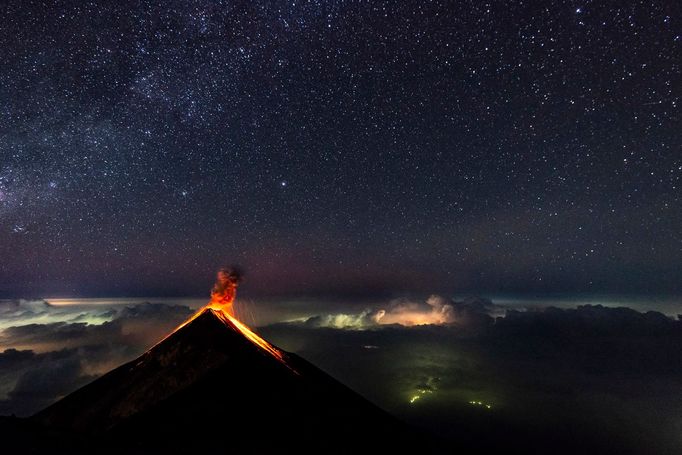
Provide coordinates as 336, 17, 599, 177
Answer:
151, 302, 295, 373
149, 269, 296, 372
208, 305, 287, 364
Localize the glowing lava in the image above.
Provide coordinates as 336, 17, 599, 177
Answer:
152, 303, 292, 371
150, 267, 294, 371
209, 304, 287, 364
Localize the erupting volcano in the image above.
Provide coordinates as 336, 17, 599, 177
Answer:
22, 268, 423, 453
153, 267, 291, 369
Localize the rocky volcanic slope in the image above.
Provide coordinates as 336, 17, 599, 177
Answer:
27, 308, 428, 453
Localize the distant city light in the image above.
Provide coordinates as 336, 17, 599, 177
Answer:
469, 400, 493, 409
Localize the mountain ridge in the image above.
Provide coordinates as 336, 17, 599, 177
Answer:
29, 306, 428, 453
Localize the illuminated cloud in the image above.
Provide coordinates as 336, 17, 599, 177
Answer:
0, 302, 193, 416
0, 299, 115, 330
303, 310, 381, 329
374, 295, 455, 326
301, 295, 495, 329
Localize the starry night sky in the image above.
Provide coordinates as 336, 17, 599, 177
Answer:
0, 1, 680, 298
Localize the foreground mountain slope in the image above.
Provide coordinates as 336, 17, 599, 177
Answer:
31, 307, 426, 453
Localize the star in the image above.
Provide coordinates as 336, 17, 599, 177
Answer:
0, 0, 677, 297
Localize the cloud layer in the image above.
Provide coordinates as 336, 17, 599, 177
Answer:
0, 301, 192, 415
0, 296, 680, 453
263, 301, 682, 454
302, 294, 498, 329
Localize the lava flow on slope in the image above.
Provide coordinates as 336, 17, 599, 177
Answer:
153, 304, 292, 369
30, 272, 426, 453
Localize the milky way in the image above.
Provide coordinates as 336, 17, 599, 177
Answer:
0, 1, 679, 297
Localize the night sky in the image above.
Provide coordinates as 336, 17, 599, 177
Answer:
0, 1, 680, 298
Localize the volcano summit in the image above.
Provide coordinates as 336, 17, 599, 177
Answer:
12, 305, 425, 453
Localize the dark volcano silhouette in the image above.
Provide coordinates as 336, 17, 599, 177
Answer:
21, 307, 426, 453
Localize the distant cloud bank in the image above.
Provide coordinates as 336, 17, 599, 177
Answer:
0, 295, 680, 454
